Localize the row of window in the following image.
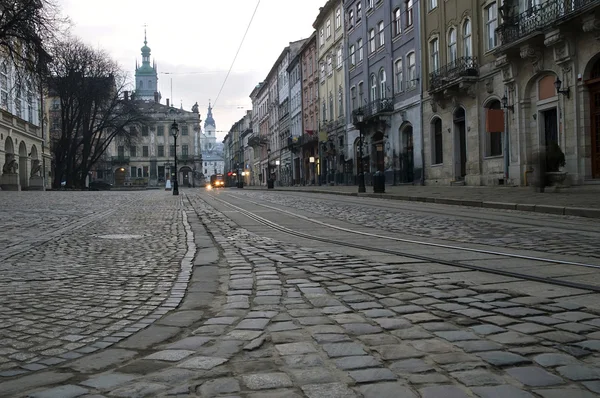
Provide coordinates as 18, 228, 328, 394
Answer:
134, 124, 189, 137
1, 63, 38, 124
319, 46, 344, 82
120, 144, 190, 158
348, 2, 415, 35
321, 86, 345, 122
319, 6, 344, 47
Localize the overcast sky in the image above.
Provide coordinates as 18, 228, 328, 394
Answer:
59, 0, 325, 141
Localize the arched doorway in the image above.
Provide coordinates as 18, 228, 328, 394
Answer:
586, 58, 600, 178
400, 124, 414, 183
180, 166, 193, 187
18, 141, 28, 188
114, 167, 126, 186
453, 107, 467, 180
372, 131, 385, 173
4, 137, 14, 166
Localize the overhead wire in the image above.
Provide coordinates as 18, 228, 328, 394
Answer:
212, 0, 261, 109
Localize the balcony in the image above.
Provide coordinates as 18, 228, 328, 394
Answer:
429, 56, 479, 94
352, 98, 394, 123
178, 154, 196, 164
496, 0, 598, 47
247, 133, 268, 148
111, 156, 130, 164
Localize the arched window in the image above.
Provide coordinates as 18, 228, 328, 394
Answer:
432, 118, 443, 164
448, 28, 457, 64
379, 69, 386, 99
485, 99, 503, 157
463, 19, 472, 58
370, 74, 377, 101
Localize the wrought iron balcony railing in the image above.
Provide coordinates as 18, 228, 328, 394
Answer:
353, 98, 394, 122
111, 156, 130, 164
497, 0, 598, 45
429, 56, 479, 91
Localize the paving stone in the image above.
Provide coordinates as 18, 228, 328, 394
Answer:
391, 327, 432, 340
28, 385, 89, 398
419, 385, 471, 398
454, 340, 503, 353
225, 330, 263, 341
434, 331, 479, 341
505, 366, 564, 387
537, 331, 585, 344
334, 355, 381, 370
290, 367, 337, 384
282, 354, 325, 368
198, 377, 240, 396
489, 331, 539, 345
108, 381, 167, 397
533, 389, 598, 398
408, 373, 450, 384
575, 340, 600, 351
507, 322, 554, 334
451, 369, 505, 386
533, 353, 579, 367
357, 333, 400, 346
177, 356, 228, 370
556, 364, 600, 381
64, 349, 138, 373
557, 323, 597, 334
242, 373, 293, 390
116, 359, 171, 374
314, 333, 352, 343
430, 352, 479, 365
373, 344, 425, 360
236, 318, 270, 330
80, 373, 138, 389
342, 323, 383, 335
477, 351, 531, 367
582, 381, 600, 394
117, 326, 179, 350
268, 321, 300, 332
275, 342, 317, 355
348, 367, 397, 383
421, 322, 460, 332
322, 342, 366, 358
481, 315, 518, 326
330, 313, 368, 324
358, 382, 418, 398
403, 313, 441, 323
247, 390, 303, 398
553, 312, 596, 322
409, 339, 454, 354
373, 318, 412, 330
494, 307, 545, 317
271, 331, 306, 344
471, 385, 535, 398
523, 316, 567, 325
164, 336, 212, 350
391, 305, 425, 314
302, 382, 358, 398
143, 350, 195, 362
156, 310, 204, 327
389, 358, 434, 374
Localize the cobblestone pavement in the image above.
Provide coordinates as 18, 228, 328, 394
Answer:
0, 192, 188, 376
226, 190, 600, 259
17, 193, 600, 398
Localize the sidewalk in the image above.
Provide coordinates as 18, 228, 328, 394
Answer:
241, 184, 600, 219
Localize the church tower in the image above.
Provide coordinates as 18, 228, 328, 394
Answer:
135, 29, 161, 102
202, 102, 217, 151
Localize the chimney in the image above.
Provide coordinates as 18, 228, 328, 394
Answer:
124, 91, 129, 101
166, 98, 170, 107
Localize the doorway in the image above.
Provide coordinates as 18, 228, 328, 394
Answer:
114, 168, 126, 186
453, 108, 467, 179
401, 125, 414, 183
372, 131, 385, 172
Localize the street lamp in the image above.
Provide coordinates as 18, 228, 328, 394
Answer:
309, 156, 315, 185
554, 77, 570, 99
352, 108, 366, 193
170, 119, 179, 195
275, 159, 280, 186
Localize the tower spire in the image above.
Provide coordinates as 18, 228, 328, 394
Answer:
144, 23, 148, 46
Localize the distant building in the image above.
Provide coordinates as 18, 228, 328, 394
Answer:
93, 33, 203, 188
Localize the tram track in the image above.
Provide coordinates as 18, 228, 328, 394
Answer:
199, 191, 600, 294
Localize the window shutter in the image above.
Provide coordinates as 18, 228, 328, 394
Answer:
486, 108, 504, 133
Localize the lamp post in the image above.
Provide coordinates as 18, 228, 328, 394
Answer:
501, 92, 514, 182
352, 108, 366, 193
170, 119, 179, 195
275, 159, 280, 186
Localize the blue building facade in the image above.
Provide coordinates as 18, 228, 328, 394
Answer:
343, 0, 422, 185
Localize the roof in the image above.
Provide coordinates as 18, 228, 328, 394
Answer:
313, 0, 338, 29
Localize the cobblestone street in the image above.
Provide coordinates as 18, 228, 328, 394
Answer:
1, 190, 600, 397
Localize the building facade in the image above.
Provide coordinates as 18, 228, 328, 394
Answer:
299, 33, 320, 185
344, 0, 423, 186
493, 0, 600, 185
288, 46, 304, 184
315, 0, 347, 185
0, 59, 48, 191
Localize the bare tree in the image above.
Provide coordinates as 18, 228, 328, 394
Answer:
0, 0, 68, 82
48, 37, 148, 189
